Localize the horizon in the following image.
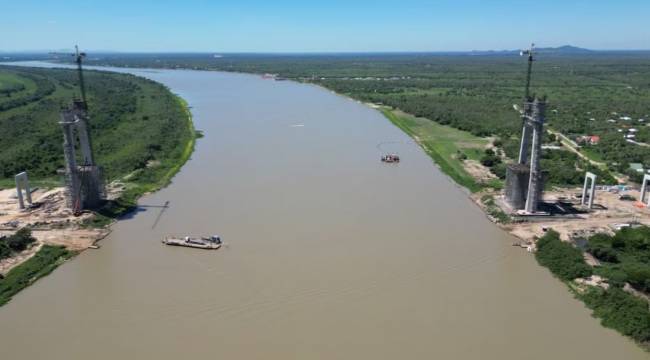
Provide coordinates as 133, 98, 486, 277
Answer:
3, 1, 650, 52
3, 45, 650, 55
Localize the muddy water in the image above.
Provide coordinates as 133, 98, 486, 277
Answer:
0, 65, 647, 359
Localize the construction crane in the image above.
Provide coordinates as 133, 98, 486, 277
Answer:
520, 43, 536, 100
49, 45, 88, 108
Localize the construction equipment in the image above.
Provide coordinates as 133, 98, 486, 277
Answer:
520, 43, 536, 100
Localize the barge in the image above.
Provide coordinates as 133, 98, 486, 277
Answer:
162, 235, 222, 250
381, 154, 400, 163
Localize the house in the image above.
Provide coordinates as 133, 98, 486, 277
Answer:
630, 163, 645, 173
589, 135, 600, 144
620, 116, 632, 121
629, 128, 638, 133
607, 119, 617, 123
625, 134, 636, 139
576, 135, 601, 145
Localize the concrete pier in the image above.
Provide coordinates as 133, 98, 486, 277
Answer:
14, 172, 32, 210
581, 172, 597, 209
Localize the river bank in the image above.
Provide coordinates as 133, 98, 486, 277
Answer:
358, 91, 650, 351
354, 100, 650, 244
0, 89, 196, 306
1, 65, 648, 359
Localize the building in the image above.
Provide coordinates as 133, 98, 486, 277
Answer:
630, 163, 645, 173
576, 135, 600, 145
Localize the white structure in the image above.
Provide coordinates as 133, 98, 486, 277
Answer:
641, 174, 650, 208
581, 172, 597, 209
14, 171, 32, 210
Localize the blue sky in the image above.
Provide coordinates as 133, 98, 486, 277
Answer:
1, 0, 648, 52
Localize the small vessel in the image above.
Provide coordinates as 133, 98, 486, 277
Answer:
162, 235, 222, 250
381, 154, 400, 163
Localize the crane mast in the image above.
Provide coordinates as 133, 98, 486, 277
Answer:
521, 43, 535, 100
74, 45, 88, 108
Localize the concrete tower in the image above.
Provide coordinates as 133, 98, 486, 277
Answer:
505, 98, 546, 213
60, 100, 105, 213
523, 98, 546, 213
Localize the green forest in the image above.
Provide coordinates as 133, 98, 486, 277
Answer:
0, 66, 194, 189
588, 227, 650, 292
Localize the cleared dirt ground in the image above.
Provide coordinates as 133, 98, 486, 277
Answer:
0, 188, 109, 274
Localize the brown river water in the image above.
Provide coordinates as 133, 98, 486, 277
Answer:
0, 64, 647, 359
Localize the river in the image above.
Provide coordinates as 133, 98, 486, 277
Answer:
0, 63, 647, 359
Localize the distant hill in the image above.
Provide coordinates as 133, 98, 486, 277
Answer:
469, 45, 593, 56
535, 45, 593, 54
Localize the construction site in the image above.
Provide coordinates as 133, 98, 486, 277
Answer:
0, 187, 109, 274
495, 184, 650, 248
0, 47, 112, 276
481, 45, 650, 248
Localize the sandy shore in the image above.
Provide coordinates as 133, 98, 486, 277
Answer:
0, 188, 110, 275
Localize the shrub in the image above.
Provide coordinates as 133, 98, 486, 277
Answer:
0, 241, 11, 260
580, 287, 650, 344
535, 230, 592, 281
589, 246, 619, 263
5, 228, 36, 252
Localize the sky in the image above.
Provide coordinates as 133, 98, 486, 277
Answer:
1, 0, 649, 52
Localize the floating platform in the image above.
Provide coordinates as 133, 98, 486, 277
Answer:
162, 235, 222, 250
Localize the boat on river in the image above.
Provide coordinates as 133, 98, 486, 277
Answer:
162, 235, 222, 250
381, 154, 400, 163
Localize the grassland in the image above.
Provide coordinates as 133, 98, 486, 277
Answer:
380, 108, 489, 193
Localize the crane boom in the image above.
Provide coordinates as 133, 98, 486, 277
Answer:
49, 45, 88, 108
74, 45, 88, 108
520, 43, 535, 100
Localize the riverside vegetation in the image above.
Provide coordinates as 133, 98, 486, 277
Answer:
536, 229, 650, 348
0, 66, 197, 220
0, 65, 196, 303
3, 52, 650, 347
0, 229, 73, 306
